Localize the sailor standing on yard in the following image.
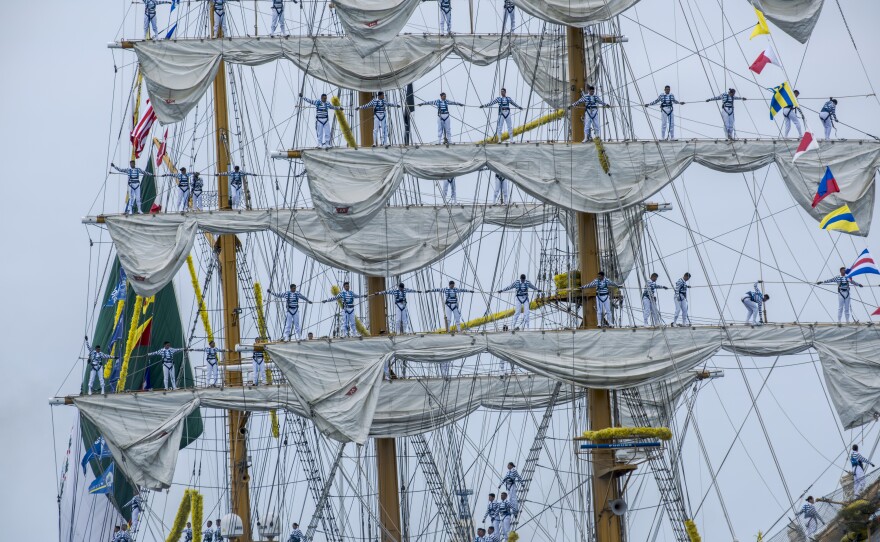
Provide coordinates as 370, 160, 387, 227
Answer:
143, 0, 171, 39
795, 496, 823, 536
201, 340, 221, 386
741, 281, 769, 326
482, 493, 501, 534
161, 168, 191, 211
481, 88, 523, 141
501, 0, 515, 31
111, 160, 153, 214
184, 523, 193, 542
782, 89, 803, 138
191, 172, 204, 210
269, 284, 313, 341
203, 521, 214, 542
816, 267, 863, 323
498, 274, 540, 330
217, 165, 254, 209
209, 0, 240, 38
418, 93, 465, 144
375, 283, 421, 334
442, 178, 457, 203
672, 272, 691, 326
123, 493, 143, 532
357, 91, 401, 147
580, 271, 620, 327
642, 273, 668, 326
436, 0, 452, 34
820, 98, 839, 140
270, 0, 296, 36
428, 280, 474, 333
493, 174, 511, 204
323, 282, 365, 337
86, 343, 114, 396
300, 93, 343, 148
851, 444, 875, 495
705, 88, 746, 139
147, 341, 186, 390
568, 85, 609, 141
645, 86, 685, 140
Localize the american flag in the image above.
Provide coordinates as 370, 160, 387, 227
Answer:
131, 100, 157, 158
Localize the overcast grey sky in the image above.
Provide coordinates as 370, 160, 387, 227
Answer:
3, 1, 880, 541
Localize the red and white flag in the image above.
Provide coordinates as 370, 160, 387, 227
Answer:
156, 128, 169, 165
749, 47, 780, 74
130, 100, 157, 158
872, 307, 880, 316
792, 131, 819, 163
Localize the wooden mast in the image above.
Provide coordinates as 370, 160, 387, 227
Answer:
212, 11, 254, 541
567, 27, 625, 542
359, 90, 403, 542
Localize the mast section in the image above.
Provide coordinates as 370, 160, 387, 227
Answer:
567, 27, 625, 542
359, 90, 403, 542
212, 12, 254, 541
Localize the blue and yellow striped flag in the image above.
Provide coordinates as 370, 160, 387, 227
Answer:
769, 82, 798, 119
819, 204, 860, 233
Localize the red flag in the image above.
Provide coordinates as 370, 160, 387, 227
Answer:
749, 48, 780, 74
792, 131, 819, 163
872, 307, 880, 316
150, 203, 162, 214
139, 320, 153, 346
130, 100, 157, 159
156, 128, 169, 165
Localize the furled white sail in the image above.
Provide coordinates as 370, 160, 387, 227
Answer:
751, 0, 825, 44
132, 35, 593, 123
332, 0, 424, 56
101, 205, 569, 297
267, 325, 880, 443
299, 141, 879, 233
71, 376, 575, 489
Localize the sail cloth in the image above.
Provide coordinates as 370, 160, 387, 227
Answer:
300, 141, 879, 234
132, 35, 598, 123
267, 325, 880, 443
103, 205, 565, 297
750, 0, 825, 44
72, 376, 574, 489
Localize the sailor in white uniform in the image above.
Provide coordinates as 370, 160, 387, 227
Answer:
250, 348, 267, 385
438, 0, 452, 34
214, 518, 223, 542
191, 172, 205, 210
270, 0, 296, 36
501, 0, 515, 31
202, 340, 221, 386
645, 86, 685, 140
641, 273, 668, 326
144, 0, 171, 39
482, 493, 501, 534
123, 494, 143, 532
111, 160, 154, 214
498, 274, 540, 329
443, 178, 457, 203
418, 93, 465, 144
287, 523, 304, 542
850, 444, 874, 495
210, 0, 240, 38
819, 98, 839, 140
497, 492, 515, 540
203, 521, 214, 542
184, 523, 194, 542
147, 342, 186, 390
87, 344, 114, 395
672, 272, 691, 326
357, 91, 401, 147
795, 496, 823, 536
427, 281, 474, 333
300, 93, 343, 148
475, 527, 488, 542
705, 88, 746, 139
741, 281, 769, 326
580, 271, 620, 327
500, 463, 523, 510
817, 267, 863, 323
162, 168, 192, 211
217, 165, 253, 209
569, 85, 608, 141
782, 89, 803, 138
376, 283, 421, 334
323, 282, 365, 337
481, 88, 523, 141
486, 526, 501, 542
270, 284, 313, 340
492, 174, 511, 204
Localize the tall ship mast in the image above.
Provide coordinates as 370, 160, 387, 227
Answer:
51, 1, 880, 542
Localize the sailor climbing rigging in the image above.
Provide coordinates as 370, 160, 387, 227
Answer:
820, 98, 839, 140
641, 273, 668, 326
645, 86, 684, 140
481, 88, 523, 141
161, 168, 191, 211
147, 342, 186, 390
322, 282, 364, 337
850, 444, 875, 495
300, 93, 343, 148
741, 281, 769, 326
357, 91, 400, 147
497, 492, 515, 540
111, 160, 153, 214
483, 493, 501, 534
705, 88, 746, 139
569, 85, 608, 141
375, 283, 421, 334
580, 271, 620, 327
269, 284, 313, 341
499, 275, 540, 329
475, 527, 488, 542
500, 462, 523, 509
782, 89, 803, 138
672, 272, 691, 326
816, 267, 863, 323
428, 280, 474, 333
287, 523, 304, 542
122, 493, 143, 532
418, 93, 464, 144
217, 165, 253, 209
143, 0, 171, 39
795, 496, 823, 536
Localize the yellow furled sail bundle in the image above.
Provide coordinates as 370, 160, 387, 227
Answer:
116, 295, 152, 392
253, 282, 280, 438
187, 255, 214, 342
580, 427, 673, 441
684, 519, 701, 542
331, 96, 357, 148
191, 490, 204, 542
104, 299, 126, 379
165, 489, 195, 542
476, 109, 565, 144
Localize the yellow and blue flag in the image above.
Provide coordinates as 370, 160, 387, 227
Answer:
769, 82, 798, 119
819, 204, 860, 233
750, 7, 771, 39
